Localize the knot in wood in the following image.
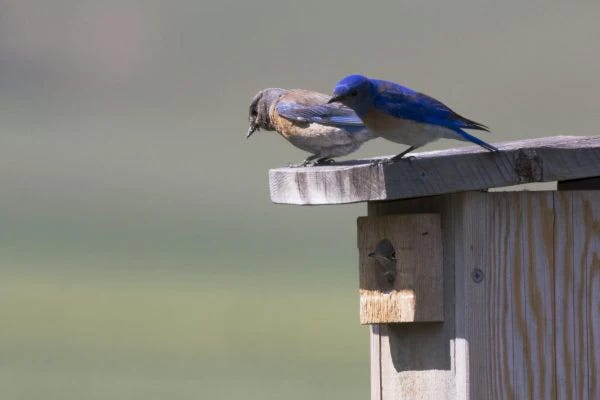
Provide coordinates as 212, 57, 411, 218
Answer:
514, 149, 543, 183
471, 268, 484, 283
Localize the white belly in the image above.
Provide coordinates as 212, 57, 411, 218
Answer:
361, 109, 461, 146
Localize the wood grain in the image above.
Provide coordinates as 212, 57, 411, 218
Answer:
454, 192, 507, 400
269, 135, 600, 205
357, 214, 443, 324
554, 191, 582, 399
566, 191, 600, 400
513, 192, 556, 399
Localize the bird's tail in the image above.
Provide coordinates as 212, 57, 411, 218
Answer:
455, 129, 498, 152
456, 115, 490, 131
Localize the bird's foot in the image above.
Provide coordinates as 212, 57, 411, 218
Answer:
386, 146, 420, 163
371, 155, 417, 166
288, 157, 336, 168
390, 154, 417, 163
314, 158, 336, 166
288, 154, 324, 168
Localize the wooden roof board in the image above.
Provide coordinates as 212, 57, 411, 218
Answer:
269, 136, 600, 205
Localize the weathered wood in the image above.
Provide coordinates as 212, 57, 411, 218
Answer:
458, 192, 556, 399
369, 196, 457, 400
511, 193, 556, 399
454, 192, 501, 399
379, 323, 456, 400
568, 192, 600, 399
370, 325, 382, 400
368, 191, 600, 399
357, 214, 443, 324
269, 135, 600, 205
554, 191, 581, 400
553, 191, 600, 400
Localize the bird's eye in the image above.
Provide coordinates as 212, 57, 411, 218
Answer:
350, 90, 358, 97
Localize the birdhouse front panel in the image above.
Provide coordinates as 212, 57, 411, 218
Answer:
357, 214, 444, 324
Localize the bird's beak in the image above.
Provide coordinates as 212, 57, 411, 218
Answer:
368, 252, 375, 258
246, 124, 257, 138
327, 95, 343, 104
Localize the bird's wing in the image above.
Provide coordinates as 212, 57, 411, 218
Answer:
372, 80, 489, 131
276, 90, 365, 127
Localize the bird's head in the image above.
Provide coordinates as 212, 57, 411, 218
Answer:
327, 75, 373, 115
247, 88, 287, 138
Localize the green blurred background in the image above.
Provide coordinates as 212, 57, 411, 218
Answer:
0, 1, 599, 399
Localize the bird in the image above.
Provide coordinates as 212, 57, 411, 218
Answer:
327, 74, 498, 162
247, 88, 375, 166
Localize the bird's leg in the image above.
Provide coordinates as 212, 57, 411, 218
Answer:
372, 146, 419, 165
288, 154, 320, 168
314, 157, 336, 166
389, 146, 420, 162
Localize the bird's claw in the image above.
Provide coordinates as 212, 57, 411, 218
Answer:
314, 158, 336, 166
373, 155, 417, 165
372, 158, 393, 166
288, 157, 336, 168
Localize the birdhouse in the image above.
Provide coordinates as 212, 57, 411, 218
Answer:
268, 136, 600, 400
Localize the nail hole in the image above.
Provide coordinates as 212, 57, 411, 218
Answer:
471, 268, 484, 283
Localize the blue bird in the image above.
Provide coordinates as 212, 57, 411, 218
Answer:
248, 88, 375, 166
328, 75, 498, 162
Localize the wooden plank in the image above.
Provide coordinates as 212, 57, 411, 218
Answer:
269, 135, 600, 205
554, 191, 581, 400
377, 314, 456, 400
357, 214, 443, 324
456, 192, 527, 399
453, 192, 557, 399
449, 192, 473, 400
369, 196, 457, 400
454, 192, 509, 399
461, 192, 557, 398
512, 192, 556, 399
554, 190, 600, 400
371, 325, 382, 400
569, 191, 600, 400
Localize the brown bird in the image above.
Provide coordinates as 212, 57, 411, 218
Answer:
247, 88, 375, 166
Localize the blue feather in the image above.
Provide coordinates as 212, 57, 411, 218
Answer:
371, 79, 489, 132
455, 129, 498, 152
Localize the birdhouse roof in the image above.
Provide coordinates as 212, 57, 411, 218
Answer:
268, 136, 600, 205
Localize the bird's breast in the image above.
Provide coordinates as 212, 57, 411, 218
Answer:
269, 107, 361, 152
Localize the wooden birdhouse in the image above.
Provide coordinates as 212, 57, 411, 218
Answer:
268, 136, 600, 400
